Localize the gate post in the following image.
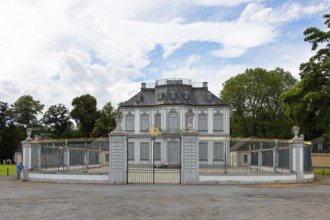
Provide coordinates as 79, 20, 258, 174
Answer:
21, 128, 33, 181
109, 131, 128, 184
258, 143, 262, 171
109, 111, 127, 184
291, 126, 305, 183
181, 130, 199, 184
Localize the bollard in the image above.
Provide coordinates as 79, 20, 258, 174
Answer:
7, 167, 9, 176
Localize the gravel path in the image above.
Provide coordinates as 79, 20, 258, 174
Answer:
1, 176, 329, 220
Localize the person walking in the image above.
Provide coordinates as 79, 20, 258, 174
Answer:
16, 162, 23, 182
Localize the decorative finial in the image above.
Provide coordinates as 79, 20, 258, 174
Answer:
26, 128, 33, 140
292, 126, 299, 138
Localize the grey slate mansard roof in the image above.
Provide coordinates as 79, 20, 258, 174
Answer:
120, 79, 229, 107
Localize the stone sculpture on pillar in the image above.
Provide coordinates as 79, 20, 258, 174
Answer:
186, 108, 194, 131
292, 126, 304, 141
114, 111, 123, 132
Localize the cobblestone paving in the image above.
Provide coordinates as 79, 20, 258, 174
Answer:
1, 175, 329, 220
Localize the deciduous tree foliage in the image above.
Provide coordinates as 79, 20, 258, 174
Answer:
71, 94, 99, 137
42, 104, 73, 138
0, 101, 26, 161
6, 95, 44, 128
281, 14, 330, 140
221, 67, 296, 138
0, 102, 8, 128
91, 102, 116, 137
0, 124, 25, 161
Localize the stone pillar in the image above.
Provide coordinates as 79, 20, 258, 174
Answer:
273, 140, 278, 172
258, 143, 262, 171
292, 126, 305, 182
181, 130, 199, 184
109, 131, 128, 184
64, 140, 70, 170
248, 144, 251, 166
84, 142, 89, 171
21, 128, 33, 181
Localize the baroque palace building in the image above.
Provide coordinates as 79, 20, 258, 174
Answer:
118, 78, 230, 166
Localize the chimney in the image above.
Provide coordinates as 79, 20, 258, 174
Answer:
203, 82, 208, 88
141, 83, 146, 89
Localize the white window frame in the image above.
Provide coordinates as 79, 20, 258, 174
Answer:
140, 142, 150, 161
214, 113, 224, 131
214, 142, 223, 161
168, 110, 178, 130
140, 114, 149, 131
198, 113, 207, 131
126, 114, 134, 131
199, 142, 208, 161
155, 113, 161, 130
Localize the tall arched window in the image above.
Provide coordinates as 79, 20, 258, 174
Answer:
126, 114, 134, 131
140, 114, 149, 131
214, 113, 223, 131
198, 114, 207, 131
168, 111, 178, 130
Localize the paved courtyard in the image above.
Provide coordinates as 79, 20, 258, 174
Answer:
0, 176, 329, 220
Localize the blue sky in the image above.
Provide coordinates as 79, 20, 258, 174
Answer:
0, 0, 329, 110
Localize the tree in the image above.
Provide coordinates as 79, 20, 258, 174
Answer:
220, 67, 297, 138
91, 102, 116, 137
71, 94, 99, 137
0, 124, 25, 161
0, 102, 8, 128
281, 14, 330, 140
0, 101, 26, 161
6, 95, 44, 128
42, 104, 73, 138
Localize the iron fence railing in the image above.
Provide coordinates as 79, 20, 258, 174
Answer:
198, 138, 311, 175
31, 139, 109, 175
29, 137, 312, 176
304, 145, 312, 172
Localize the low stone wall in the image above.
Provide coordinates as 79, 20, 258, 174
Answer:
28, 173, 109, 184
26, 172, 314, 185
199, 173, 314, 184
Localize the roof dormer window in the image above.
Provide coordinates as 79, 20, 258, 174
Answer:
170, 91, 176, 100
158, 93, 164, 101
136, 94, 143, 102
207, 93, 212, 101
183, 91, 190, 100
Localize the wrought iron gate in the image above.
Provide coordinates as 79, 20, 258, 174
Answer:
127, 137, 181, 184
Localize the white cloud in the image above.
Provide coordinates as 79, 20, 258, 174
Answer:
193, 0, 259, 7
239, 0, 330, 24
161, 63, 247, 95
0, 0, 328, 111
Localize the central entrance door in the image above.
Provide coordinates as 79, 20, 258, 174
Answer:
127, 137, 181, 184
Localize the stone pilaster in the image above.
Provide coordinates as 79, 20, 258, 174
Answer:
109, 131, 128, 184
181, 130, 199, 184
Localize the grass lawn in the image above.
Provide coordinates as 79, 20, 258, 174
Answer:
313, 168, 330, 177
0, 165, 16, 176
